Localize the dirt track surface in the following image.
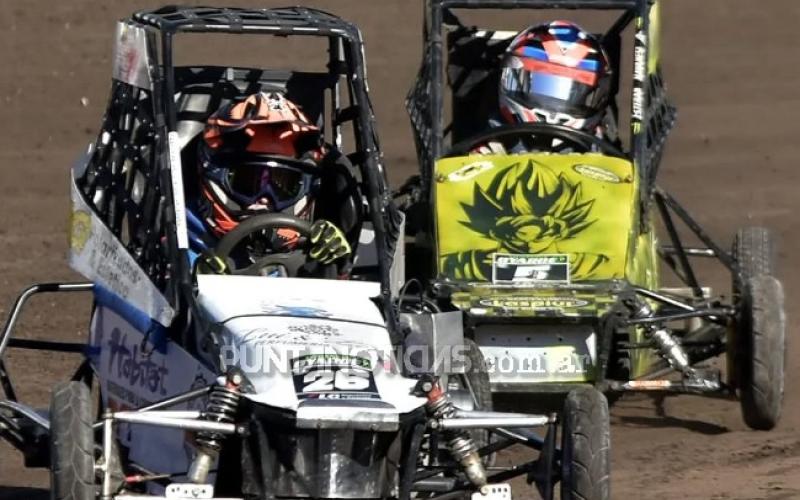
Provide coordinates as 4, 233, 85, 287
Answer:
0, 1, 798, 499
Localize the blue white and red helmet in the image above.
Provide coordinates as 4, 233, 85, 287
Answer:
499, 21, 612, 131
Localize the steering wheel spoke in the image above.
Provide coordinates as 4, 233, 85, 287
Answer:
214, 213, 313, 277
444, 123, 626, 158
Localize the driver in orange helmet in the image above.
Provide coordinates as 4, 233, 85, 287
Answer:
188, 91, 352, 274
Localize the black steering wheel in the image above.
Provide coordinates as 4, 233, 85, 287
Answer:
215, 213, 312, 277
443, 123, 626, 158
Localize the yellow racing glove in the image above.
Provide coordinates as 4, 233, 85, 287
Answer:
309, 219, 351, 265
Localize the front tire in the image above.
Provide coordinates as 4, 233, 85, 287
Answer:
731, 226, 785, 430
50, 381, 95, 500
561, 387, 610, 500
738, 275, 785, 430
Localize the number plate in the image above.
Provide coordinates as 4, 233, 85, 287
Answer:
292, 354, 380, 401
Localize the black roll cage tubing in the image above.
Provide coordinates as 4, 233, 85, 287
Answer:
415, 0, 738, 309
415, 0, 652, 200
127, 9, 400, 344
652, 187, 740, 298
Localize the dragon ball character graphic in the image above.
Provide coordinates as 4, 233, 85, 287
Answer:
440, 159, 609, 281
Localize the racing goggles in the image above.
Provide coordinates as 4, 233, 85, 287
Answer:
224, 156, 320, 212
501, 63, 609, 118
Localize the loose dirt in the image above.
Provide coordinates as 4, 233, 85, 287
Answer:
0, 1, 797, 498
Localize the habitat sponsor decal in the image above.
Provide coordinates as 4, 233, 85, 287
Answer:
107, 327, 169, 397
89, 306, 215, 476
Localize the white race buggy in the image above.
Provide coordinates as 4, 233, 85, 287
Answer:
0, 6, 609, 500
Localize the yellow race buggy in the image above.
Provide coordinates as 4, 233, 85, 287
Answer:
400, 0, 786, 432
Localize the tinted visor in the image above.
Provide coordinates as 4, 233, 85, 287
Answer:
226, 159, 316, 210
501, 65, 609, 118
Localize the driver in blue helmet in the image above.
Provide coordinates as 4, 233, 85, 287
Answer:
475, 21, 617, 154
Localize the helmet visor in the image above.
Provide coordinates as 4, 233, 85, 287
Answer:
501, 64, 609, 118
226, 159, 317, 211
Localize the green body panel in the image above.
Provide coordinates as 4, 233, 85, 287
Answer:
433, 153, 663, 382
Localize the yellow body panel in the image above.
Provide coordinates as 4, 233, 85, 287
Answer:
435, 153, 638, 283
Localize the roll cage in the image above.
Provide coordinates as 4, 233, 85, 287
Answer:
401, 0, 763, 400
406, 0, 676, 202
71, 6, 402, 339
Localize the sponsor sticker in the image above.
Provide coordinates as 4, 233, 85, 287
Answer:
477, 296, 590, 310
69, 209, 92, 253
492, 253, 570, 284
168, 131, 189, 250
112, 22, 152, 90
292, 354, 380, 401
260, 304, 333, 318
572, 164, 622, 184
445, 160, 496, 182
632, 27, 647, 130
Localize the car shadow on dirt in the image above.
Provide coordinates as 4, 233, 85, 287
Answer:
495, 393, 729, 436
0, 486, 48, 500
614, 414, 730, 435
612, 394, 731, 435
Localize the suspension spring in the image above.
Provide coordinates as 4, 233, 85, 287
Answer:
628, 298, 695, 377
195, 379, 241, 452
425, 382, 487, 488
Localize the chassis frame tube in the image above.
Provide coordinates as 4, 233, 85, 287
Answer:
101, 414, 114, 500
654, 188, 737, 272
0, 282, 94, 359
622, 307, 732, 326
655, 192, 703, 297
93, 384, 213, 430
438, 416, 552, 429
111, 411, 237, 434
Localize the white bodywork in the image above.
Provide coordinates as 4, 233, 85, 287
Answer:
87, 275, 426, 482
197, 275, 426, 419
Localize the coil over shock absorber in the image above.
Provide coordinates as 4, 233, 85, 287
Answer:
187, 372, 242, 484
629, 298, 695, 377
424, 381, 488, 489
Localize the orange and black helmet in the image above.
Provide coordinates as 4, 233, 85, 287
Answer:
198, 92, 325, 235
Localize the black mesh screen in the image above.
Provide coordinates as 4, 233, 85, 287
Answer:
644, 68, 677, 186
447, 27, 509, 143
406, 35, 436, 194
76, 80, 171, 294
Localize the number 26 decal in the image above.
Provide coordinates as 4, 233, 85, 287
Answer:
302, 367, 371, 392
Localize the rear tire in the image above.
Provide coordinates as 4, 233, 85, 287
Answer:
738, 275, 785, 430
561, 387, 610, 500
50, 381, 95, 500
732, 227, 775, 288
